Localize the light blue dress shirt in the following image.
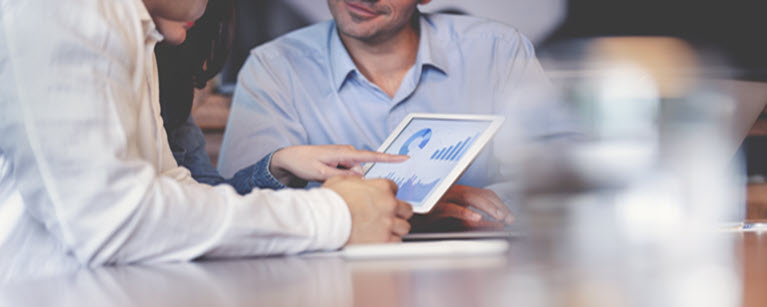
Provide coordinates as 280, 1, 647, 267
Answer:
219, 13, 575, 190
165, 115, 287, 193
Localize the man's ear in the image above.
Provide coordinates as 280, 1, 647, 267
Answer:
419, 0, 432, 5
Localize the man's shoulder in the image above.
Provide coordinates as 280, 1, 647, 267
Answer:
425, 13, 529, 46
249, 21, 334, 61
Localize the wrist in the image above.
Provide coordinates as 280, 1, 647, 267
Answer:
248, 152, 289, 190
269, 148, 293, 185
269, 148, 308, 188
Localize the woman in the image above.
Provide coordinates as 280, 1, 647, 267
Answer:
155, 0, 405, 194
0, 0, 412, 276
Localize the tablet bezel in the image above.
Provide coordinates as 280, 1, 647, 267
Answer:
363, 113, 504, 214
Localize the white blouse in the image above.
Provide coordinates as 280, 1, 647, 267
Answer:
0, 0, 350, 280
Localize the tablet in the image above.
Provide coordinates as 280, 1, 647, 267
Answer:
363, 113, 504, 213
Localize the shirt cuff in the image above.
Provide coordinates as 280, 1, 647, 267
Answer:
250, 151, 288, 190
308, 188, 352, 250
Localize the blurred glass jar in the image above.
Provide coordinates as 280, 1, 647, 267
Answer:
507, 37, 744, 307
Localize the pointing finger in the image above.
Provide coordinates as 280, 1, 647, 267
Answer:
340, 150, 409, 164
348, 164, 364, 175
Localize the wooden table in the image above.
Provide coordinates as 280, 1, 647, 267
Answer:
740, 231, 767, 307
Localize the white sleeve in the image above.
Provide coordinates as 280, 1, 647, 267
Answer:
0, 0, 351, 266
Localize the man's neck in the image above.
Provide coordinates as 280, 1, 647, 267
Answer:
339, 18, 420, 99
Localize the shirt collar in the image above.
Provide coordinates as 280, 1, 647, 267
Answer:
135, 0, 165, 44
328, 14, 449, 92
416, 14, 449, 76
329, 23, 359, 91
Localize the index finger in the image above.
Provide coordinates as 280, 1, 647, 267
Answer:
339, 150, 409, 164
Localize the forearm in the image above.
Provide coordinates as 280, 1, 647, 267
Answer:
11, 142, 351, 265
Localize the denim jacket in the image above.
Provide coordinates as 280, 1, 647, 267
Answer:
166, 116, 286, 194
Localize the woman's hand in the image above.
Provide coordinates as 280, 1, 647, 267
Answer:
269, 145, 409, 186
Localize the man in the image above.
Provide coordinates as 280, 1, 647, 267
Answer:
0, 0, 411, 280
219, 0, 575, 225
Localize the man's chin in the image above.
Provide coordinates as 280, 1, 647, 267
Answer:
338, 25, 384, 43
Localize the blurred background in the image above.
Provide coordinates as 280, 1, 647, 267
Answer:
191, 0, 767, 220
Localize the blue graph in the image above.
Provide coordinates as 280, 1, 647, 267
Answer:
385, 172, 439, 202
399, 128, 432, 155
429, 135, 476, 161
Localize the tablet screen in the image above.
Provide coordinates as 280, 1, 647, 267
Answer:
364, 117, 494, 210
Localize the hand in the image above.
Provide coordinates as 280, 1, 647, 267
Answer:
419, 185, 514, 229
323, 176, 414, 244
270, 145, 408, 186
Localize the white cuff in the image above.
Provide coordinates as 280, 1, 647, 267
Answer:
305, 188, 351, 251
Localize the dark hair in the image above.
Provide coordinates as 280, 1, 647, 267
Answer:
156, 0, 236, 129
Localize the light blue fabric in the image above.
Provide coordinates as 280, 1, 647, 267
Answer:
219, 13, 577, 189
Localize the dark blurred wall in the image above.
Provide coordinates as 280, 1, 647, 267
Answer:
220, 0, 312, 92
541, 0, 767, 80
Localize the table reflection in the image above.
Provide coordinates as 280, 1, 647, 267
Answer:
0, 257, 353, 307
1, 233, 763, 307
0, 254, 510, 307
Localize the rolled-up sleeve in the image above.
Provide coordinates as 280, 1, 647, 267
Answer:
0, 0, 351, 266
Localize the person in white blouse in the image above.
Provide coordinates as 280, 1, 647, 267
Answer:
0, 0, 413, 281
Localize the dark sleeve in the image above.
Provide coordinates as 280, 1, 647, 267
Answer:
166, 116, 287, 194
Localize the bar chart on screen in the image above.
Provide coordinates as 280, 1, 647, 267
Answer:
429, 135, 477, 161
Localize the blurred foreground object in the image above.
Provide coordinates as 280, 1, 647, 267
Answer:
506, 36, 762, 307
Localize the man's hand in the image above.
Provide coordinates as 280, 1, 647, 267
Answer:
323, 176, 413, 244
419, 185, 514, 229
270, 145, 408, 186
